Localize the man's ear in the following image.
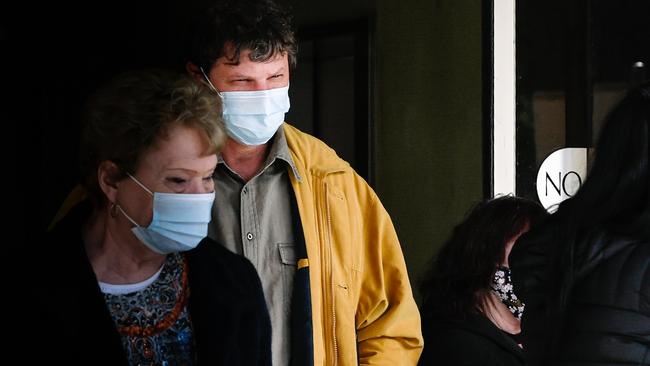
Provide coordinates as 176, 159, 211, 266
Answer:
98, 161, 123, 204
186, 62, 204, 83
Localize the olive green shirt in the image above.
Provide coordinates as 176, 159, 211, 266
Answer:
209, 127, 301, 366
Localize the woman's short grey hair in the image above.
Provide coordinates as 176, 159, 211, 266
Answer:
79, 69, 226, 206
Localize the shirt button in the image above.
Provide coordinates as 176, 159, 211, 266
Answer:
246, 232, 253, 241
242, 187, 248, 194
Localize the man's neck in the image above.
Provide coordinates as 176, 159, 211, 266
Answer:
221, 137, 271, 182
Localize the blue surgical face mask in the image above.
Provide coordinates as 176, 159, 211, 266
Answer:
116, 173, 215, 254
200, 67, 290, 146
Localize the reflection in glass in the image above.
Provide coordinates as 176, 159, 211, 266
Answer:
515, 0, 649, 202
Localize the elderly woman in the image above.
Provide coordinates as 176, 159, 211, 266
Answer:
418, 195, 548, 365
28, 70, 271, 365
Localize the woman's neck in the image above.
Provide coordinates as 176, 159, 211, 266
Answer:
480, 291, 521, 335
83, 210, 166, 285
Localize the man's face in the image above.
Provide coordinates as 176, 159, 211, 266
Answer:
205, 48, 290, 92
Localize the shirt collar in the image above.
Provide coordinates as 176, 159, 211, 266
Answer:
218, 126, 302, 182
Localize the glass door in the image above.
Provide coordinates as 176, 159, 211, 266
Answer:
489, 0, 649, 207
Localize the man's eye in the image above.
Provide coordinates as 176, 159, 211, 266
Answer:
203, 176, 214, 182
167, 177, 187, 184
270, 74, 283, 79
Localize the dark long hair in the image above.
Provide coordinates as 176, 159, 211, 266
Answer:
557, 82, 650, 239
545, 82, 650, 360
419, 195, 548, 320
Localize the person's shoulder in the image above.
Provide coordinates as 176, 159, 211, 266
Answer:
33, 199, 90, 270
282, 123, 382, 204
575, 229, 649, 291
423, 313, 496, 343
582, 228, 648, 254
421, 316, 514, 365
282, 123, 331, 151
189, 237, 253, 269
186, 237, 261, 289
282, 123, 350, 171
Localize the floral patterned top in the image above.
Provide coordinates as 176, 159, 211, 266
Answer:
103, 253, 194, 366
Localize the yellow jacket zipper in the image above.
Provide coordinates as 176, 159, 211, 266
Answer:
320, 181, 338, 365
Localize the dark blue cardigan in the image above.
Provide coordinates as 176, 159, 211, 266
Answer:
25, 201, 272, 365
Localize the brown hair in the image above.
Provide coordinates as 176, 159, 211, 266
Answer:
79, 69, 225, 206
187, 0, 297, 69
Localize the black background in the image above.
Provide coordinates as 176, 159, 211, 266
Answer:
6, 1, 203, 241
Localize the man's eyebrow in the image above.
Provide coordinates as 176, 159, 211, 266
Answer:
165, 168, 198, 174
270, 66, 285, 75
227, 73, 252, 79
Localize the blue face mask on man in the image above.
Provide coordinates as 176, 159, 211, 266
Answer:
200, 67, 290, 145
116, 173, 215, 254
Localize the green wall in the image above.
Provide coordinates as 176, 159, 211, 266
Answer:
292, 0, 485, 299
375, 0, 484, 300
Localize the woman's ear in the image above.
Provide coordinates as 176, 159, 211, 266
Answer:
186, 62, 204, 83
98, 161, 123, 204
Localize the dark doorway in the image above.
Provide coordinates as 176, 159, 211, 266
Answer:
287, 20, 375, 184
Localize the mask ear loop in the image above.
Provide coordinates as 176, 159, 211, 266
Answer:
115, 203, 142, 228
109, 200, 141, 228
126, 173, 154, 196
112, 173, 154, 228
199, 67, 223, 97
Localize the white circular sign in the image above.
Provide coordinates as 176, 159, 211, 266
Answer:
536, 147, 588, 211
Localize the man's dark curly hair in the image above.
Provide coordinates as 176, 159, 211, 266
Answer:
187, 0, 297, 70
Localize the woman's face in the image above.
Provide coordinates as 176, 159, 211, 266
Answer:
502, 222, 530, 267
115, 125, 218, 227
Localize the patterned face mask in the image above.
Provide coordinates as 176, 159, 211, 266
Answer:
491, 266, 525, 320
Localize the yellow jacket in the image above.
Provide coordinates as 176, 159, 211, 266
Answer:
283, 124, 423, 365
